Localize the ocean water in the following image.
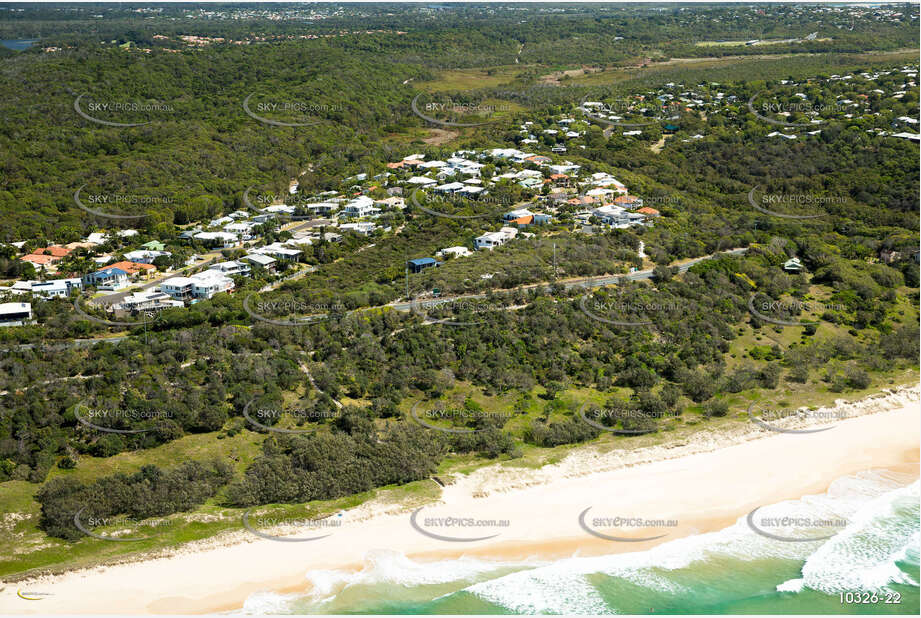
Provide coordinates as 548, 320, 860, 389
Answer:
0, 39, 38, 51
239, 471, 919, 615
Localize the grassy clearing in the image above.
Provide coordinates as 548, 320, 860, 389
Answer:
418, 66, 525, 92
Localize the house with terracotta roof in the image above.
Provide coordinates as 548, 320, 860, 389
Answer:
613, 195, 644, 209
35, 245, 72, 258
637, 207, 660, 217
21, 245, 71, 267
20, 253, 58, 267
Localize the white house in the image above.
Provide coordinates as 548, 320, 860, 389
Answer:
160, 270, 234, 302
12, 278, 83, 298
85, 232, 110, 245
190, 270, 234, 299
123, 250, 171, 264
339, 222, 377, 236
223, 221, 257, 240
0, 302, 32, 327
193, 231, 239, 248
209, 260, 252, 276
83, 267, 129, 291
474, 227, 518, 250
457, 185, 485, 197
251, 242, 302, 261
434, 182, 466, 194
342, 196, 379, 218
474, 231, 508, 250
436, 246, 472, 259
160, 276, 194, 301
114, 291, 183, 313
592, 204, 630, 226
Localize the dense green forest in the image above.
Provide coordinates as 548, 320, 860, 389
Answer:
0, 3, 918, 552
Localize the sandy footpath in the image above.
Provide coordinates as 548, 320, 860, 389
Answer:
2, 387, 918, 614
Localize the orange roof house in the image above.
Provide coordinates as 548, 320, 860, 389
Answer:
386, 161, 405, 169
34, 245, 71, 258
637, 207, 660, 216
21, 254, 57, 265
613, 195, 641, 206
108, 261, 157, 277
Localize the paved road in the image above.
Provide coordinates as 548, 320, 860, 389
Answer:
388, 247, 748, 312
94, 256, 219, 308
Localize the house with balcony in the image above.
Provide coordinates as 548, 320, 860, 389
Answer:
83, 267, 129, 291
209, 260, 252, 277
0, 302, 32, 327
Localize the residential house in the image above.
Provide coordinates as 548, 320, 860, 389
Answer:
784, 257, 804, 272
0, 302, 32, 327
107, 261, 157, 280
20, 253, 58, 269
375, 196, 405, 210
252, 242, 301, 261
342, 195, 380, 218
224, 221, 257, 240
591, 204, 631, 227
83, 267, 130, 291
189, 270, 235, 300
11, 278, 83, 298
474, 227, 518, 251
241, 254, 276, 272
613, 195, 644, 209
457, 185, 485, 197
123, 249, 170, 264
21, 245, 71, 268
160, 276, 195, 301
193, 231, 239, 248
86, 232, 110, 245
339, 222, 377, 236
160, 270, 234, 302
209, 260, 252, 276
407, 257, 440, 274
436, 246, 472, 259
114, 291, 183, 314
434, 182, 466, 194
307, 202, 339, 216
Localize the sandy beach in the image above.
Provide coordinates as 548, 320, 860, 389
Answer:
3, 386, 918, 614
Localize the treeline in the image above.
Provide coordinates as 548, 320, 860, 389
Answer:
225, 418, 444, 506
36, 459, 232, 541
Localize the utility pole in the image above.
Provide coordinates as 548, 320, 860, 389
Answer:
405, 266, 410, 300
553, 242, 557, 279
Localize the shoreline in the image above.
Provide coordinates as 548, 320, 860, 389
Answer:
2, 385, 918, 614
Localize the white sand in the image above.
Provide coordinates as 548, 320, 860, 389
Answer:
3, 387, 918, 614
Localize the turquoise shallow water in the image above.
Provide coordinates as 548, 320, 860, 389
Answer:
240, 472, 919, 615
